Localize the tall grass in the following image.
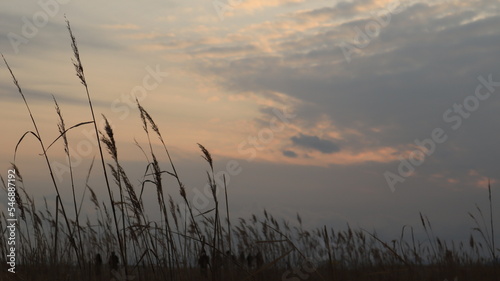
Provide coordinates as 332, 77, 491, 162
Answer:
1, 22, 499, 281
66, 18, 127, 274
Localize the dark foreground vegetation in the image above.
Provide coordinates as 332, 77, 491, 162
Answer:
1, 20, 499, 281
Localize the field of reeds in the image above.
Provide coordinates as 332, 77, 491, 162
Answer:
1, 20, 499, 281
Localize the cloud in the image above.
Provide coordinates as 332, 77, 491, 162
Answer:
283, 150, 298, 158
169, 0, 500, 193
101, 23, 140, 30
291, 133, 340, 154
231, 0, 306, 13
193, 2, 500, 139
3, 0, 500, 178
188, 44, 259, 58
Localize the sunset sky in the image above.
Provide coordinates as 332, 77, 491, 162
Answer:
1, 0, 500, 243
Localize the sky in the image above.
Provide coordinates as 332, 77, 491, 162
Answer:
1, 0, 500, 246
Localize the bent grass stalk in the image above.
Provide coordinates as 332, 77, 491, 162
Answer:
1, 54, 82, 267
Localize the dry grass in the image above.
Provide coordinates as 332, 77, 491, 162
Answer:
0, 21, 499, 281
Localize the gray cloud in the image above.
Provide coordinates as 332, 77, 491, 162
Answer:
282, 149, 298, 158
188, 44, 258, 56
291, 133, 340, 154
190, 1, 500, 188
